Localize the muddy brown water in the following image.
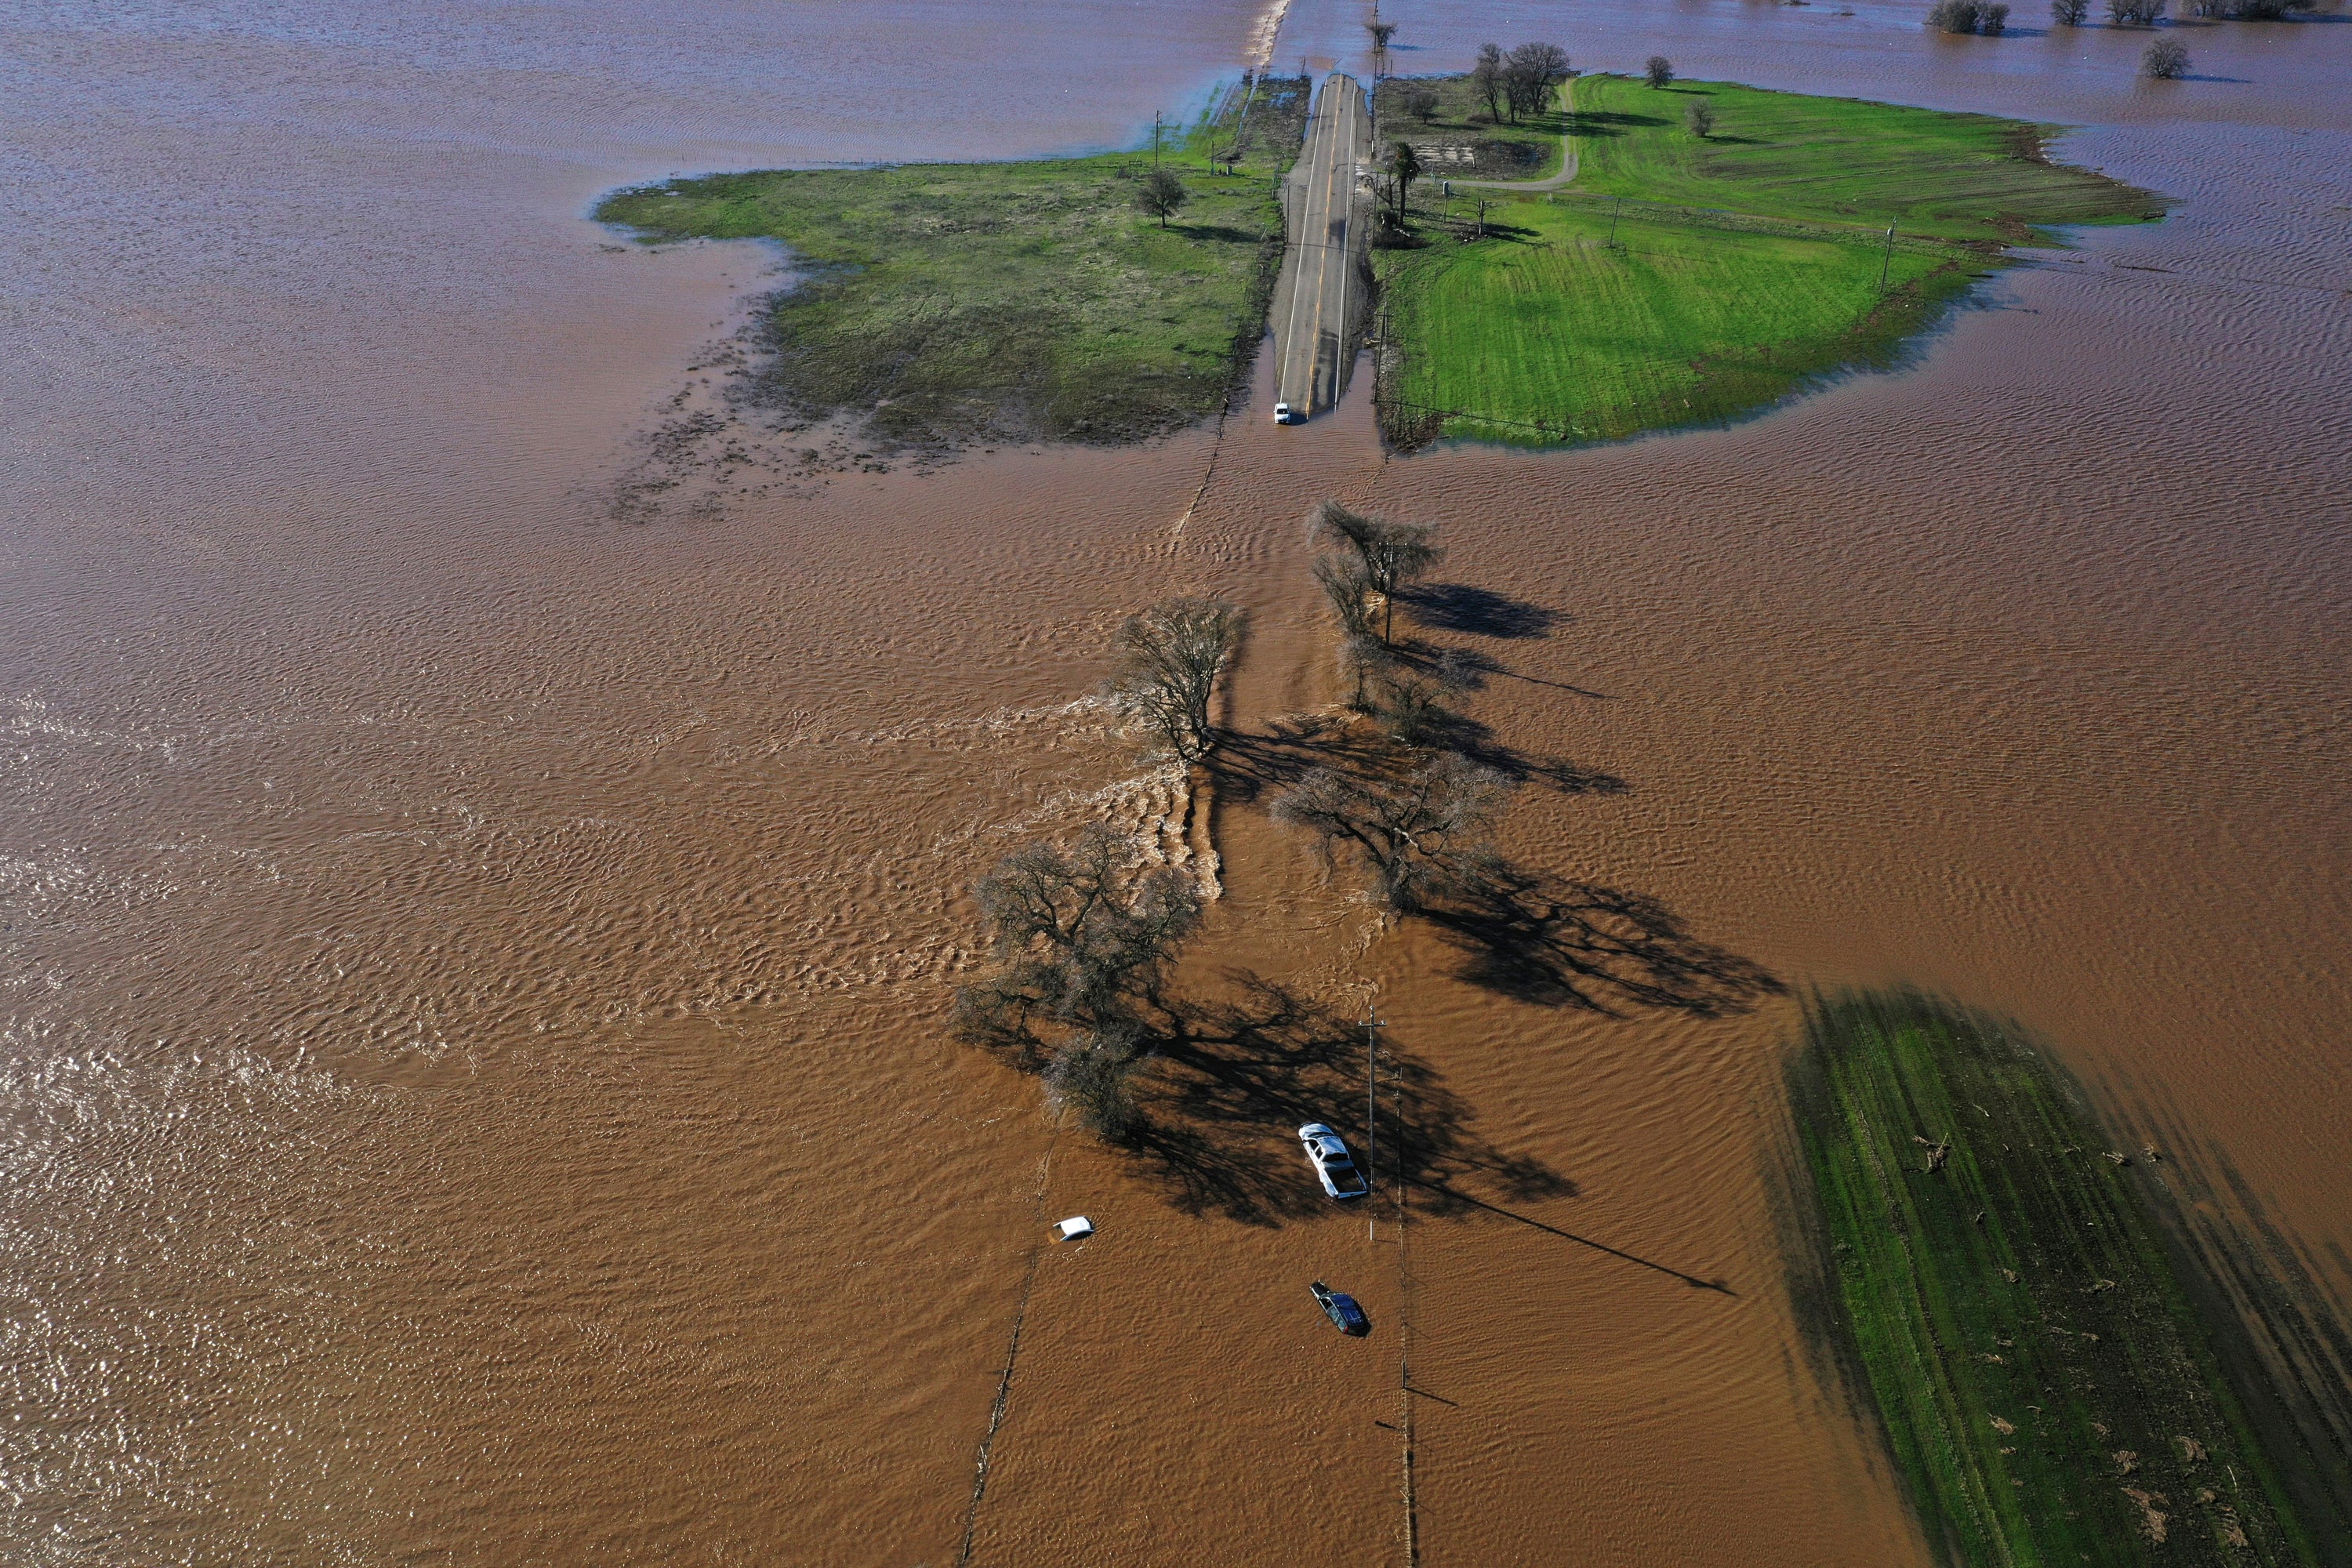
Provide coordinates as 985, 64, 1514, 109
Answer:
3, 0, 2348, 1562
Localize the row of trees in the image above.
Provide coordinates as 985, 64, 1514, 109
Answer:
955, 502, 1501, 1141
1284, 503, 1519, 913
955, 598, 1243, 1138
1471, 42, 1573, 125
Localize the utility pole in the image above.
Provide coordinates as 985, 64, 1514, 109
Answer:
1152, 111, 1163, 168
1878, 223, 1896, 294
1364, 1002, 1387, 1241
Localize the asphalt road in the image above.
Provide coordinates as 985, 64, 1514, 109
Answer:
1269, 73, 1369, 421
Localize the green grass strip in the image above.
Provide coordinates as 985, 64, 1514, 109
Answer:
595, 77, 1309, 448
1790, 991, 2314, 1566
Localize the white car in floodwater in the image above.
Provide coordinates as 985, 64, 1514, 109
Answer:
1298, 1123, 1369, 1200
1273, 401, 1296, 425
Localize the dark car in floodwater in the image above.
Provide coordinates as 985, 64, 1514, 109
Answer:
1309, 1280, 1370, 1336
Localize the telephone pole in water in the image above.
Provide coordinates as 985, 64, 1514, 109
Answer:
1364, 1002, 1387, 1240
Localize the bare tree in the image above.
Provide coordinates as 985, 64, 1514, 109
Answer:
1980, 2, 2011, 31
1684, 100, 1716, 138
1274, 754, 1515, 912
1109, 597, 1243, 762
1309, 501, 1442, 644
1396, 82, 1440, 125
1135, 166, 1190, 228
1472, 43, 1506, 123
957, 826, 1203, 1138
2142, 34, 2189, 74
1502, 42, 1570, 123
1645, 56, 1675, 89
1314, 555, 1382, 706
2051, 0, 2088, 23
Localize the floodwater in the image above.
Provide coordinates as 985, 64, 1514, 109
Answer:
2, 0, 2347, 1562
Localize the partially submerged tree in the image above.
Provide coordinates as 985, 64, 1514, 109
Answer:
1274, 753, 1515, 913
1309, 501, 1441, 644
1502, 42, 1571, 122
1135, 166, 1190, 228
1367, 20, 1398, 74
1313, 554, 1382, 706
1684, 99, 1716, 138
1645, 55, 1675, 89
2107, 0, 2168, 21
1472, 43, 1507, 123
2142, 34, 2190, 74
2051, 0, 2088, 23
1109, 597, 1243, 762
957, 826, 1203, 1138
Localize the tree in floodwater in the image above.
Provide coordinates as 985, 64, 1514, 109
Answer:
2141, 35, 2190, 74
955, 826, 1203, 1138
1313, 554, 1382, 707
1311, 500, 1441, 644
2051, 0, 2088, 23
1109, 597, 1243, 762
1135, 166, 1190, 228
1472, 43, 1507, 123
1274, 753, 1515, 913
1367, 20, 1398, 75
1645, 56, 1675, 89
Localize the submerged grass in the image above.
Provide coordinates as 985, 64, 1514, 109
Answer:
1789, 991, 2313, 1566
1375, 76, 2162, 448
595, 76, 1309, 448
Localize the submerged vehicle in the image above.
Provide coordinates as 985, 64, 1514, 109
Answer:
1297, 1122, 1369, 1200
1309, 1280, 1370, 1336
1272, 401, 1296, 424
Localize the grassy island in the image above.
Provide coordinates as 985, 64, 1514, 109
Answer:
596, 78, 1308, 448
1373, 75, 2162, 448
1790, 992, 2313, 1566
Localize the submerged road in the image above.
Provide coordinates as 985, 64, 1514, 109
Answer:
1269, 72, 1370, 420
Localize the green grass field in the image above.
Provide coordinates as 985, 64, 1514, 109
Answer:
1791, 992, 2312, 1566
1573, 75, 2159, 244
595, 77, 1308, 448
1375, 76, 2161, 448
1378, 198, 1982, 445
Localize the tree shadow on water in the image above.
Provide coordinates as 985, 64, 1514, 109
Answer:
1403, 583, 1564, 641
1428, 861, 1784, 1018
1120, 973, 1572, 1228
1116, 975, 1740, 1290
